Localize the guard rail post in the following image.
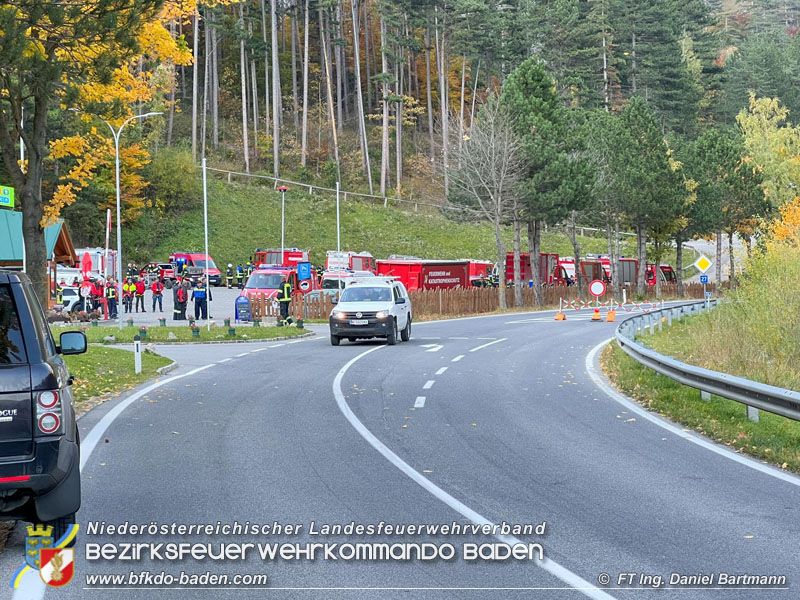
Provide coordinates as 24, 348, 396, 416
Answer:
747, 406, 759, 422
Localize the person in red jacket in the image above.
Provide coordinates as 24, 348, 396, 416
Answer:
151, 278, 165, 312
134, 278, 146, 312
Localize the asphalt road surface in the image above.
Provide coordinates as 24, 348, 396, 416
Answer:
3, 308, 798, 599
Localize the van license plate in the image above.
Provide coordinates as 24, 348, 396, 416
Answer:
350, 319, 368, 325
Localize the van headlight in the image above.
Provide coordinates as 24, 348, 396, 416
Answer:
332, 311, 346, 320
375, 311, 388, 319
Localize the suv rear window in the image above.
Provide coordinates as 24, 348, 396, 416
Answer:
0, 285, 27, 364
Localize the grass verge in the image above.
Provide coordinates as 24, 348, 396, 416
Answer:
64, 346, 172, 409
601, 343, 800, 474
81, 325, 308, 343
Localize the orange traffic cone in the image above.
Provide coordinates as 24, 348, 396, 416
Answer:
606, 310, 616, 322
591, 308, 601, 321
555, 311, 566, 321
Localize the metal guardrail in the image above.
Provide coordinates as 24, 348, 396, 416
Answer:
615, 300, 800, 422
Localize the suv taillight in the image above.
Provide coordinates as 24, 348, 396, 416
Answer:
36, 391, 62, 435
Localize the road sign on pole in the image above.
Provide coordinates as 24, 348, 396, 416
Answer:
699, 274, 708, 284
588, 279, 606, 298
0, 185, 14, 208
693, 254, 712, 273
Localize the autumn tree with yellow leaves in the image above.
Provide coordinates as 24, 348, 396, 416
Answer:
0, 0, 163, 299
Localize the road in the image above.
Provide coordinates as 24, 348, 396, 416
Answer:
3, 309, 798, 598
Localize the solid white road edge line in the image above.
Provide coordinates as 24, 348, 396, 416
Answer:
586, 339, 800, 488
236, 352, 250, 357
15, 363, 216, 600
469, 338, 507, 353
333, 346, 616, 600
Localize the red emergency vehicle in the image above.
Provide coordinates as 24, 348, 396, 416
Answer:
253, 248, 309, 268
504, 253, 567, 285
325, 251, 376, 273
467, 260, 494, 286
239, 265, 321, 301
169, 252, 222, 286
376, 259, 470, 292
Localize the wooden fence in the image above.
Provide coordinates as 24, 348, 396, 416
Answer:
241, 282, 720, 321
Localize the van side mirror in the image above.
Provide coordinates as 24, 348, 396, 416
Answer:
395, 297, 406, 304
59, 331, 87, 355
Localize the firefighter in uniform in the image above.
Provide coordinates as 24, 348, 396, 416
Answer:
277, 276, 292, 326
106, 278, 118, 319
236, 264, 245, 288
192, 277, 212, 320
245, 261, 253, 276
56, 280, 65, 306
226, 264, 234, 288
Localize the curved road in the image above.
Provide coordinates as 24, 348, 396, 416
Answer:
5, 310, 798, 598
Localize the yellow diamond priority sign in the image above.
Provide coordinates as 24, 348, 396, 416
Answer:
693, 254, 712, 274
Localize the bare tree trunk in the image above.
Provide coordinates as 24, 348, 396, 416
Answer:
676, 231, 684, 298
250, 49, 259, 140
457, 55, 466, 168
259, 0, 271, 138
321, 7, 341, 177
602, 13, 609, 111
494, 219, 507, 310
339, 1, 351, 123
335, 1, 344, 133
527, 220, 542, 305
271, 0, 282, 176
211, 13, 219, 149
192, 10, 200, 161
637, 220, 647, 296
570, 211, 584, 300
167, 22, 176, 146
239, 2, 250, 173
363, 0, 372, 109
395, 40, 404, 194
513, 209, 523, 307
379, 13, 390, 195
728, 229, 736, 289
424, 26, 435, 173
715, 229, 722, 286
469, 58, 480, 128
434, 8, 449, 197
300, 0, 310, 167
351, 0, 374, 192
291, 10, 300, 134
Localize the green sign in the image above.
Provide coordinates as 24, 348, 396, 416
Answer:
0, 185, 13, 209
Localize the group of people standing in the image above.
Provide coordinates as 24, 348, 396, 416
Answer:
120, 277, 164, 314
172, 277, 212, 320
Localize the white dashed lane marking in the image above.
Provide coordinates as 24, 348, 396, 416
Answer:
218, 358, 233, 363
452, 355, 465, 362
414, 396, 426, 408
435, 367, 448, 375
423, 380, 435, 390
236, 352, 250, 357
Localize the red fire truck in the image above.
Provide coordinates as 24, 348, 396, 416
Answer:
504, 252, 567, 285
253, 248, 310, 268
325, 250, 376, 273
376, 259, 470, 292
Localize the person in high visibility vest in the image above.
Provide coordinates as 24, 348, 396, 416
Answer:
56, 280, 65, 305
122, 278, 136, 313
106, 278, 118, 319
277, 276, 292, 325
226, 264, 234, 288
191, 277, 212, 320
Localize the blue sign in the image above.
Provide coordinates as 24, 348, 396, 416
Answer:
297, 262, 312, 281
699, 275, 708, 284
705, 291, 713, 298
235, 296, 251, 322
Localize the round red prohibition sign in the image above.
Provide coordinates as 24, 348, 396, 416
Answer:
589, 279, 606, 298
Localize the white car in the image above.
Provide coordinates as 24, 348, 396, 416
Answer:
329, 280, 412, 346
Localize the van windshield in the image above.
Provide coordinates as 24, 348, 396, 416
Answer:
0, 285, 27, 364
246, 274, 283, 289
339, 287, 392, 302
193, 258, 216, 269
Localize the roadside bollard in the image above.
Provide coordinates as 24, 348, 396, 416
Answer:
133, 334, 142, 374
747, 406, 759, 423
701, 390, 711, 402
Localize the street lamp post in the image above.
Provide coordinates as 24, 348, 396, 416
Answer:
103, 112, 163, 330
277, 186, 289, 265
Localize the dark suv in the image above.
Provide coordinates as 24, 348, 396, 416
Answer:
0, 271, 86, 541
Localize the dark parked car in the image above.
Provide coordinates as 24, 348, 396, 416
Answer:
0, 271, 86, 542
